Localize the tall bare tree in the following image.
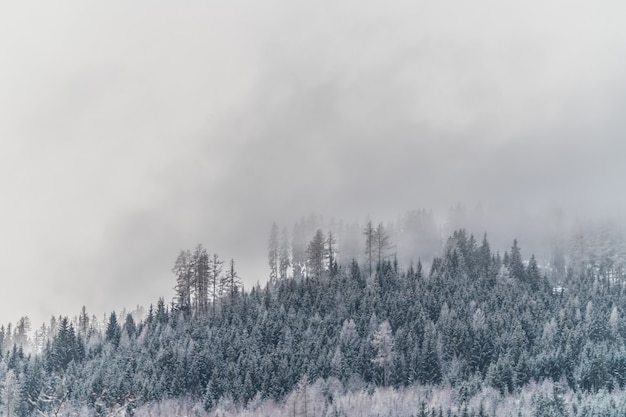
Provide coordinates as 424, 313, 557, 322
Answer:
374, 222, 393, 265
208, 253, 224, 315
192, 245, 209, 314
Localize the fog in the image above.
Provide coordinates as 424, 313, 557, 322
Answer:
1, 0, 626, 327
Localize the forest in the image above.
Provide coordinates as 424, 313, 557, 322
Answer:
1, 213, 626, 416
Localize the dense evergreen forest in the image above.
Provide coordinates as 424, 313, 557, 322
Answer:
2, 215, 626, 416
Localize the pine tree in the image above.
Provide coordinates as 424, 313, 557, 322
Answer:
221, 258, 242, 300
306, 229, 326, 280
279, 226, 291, 280
364, 221, 374, 279
49, 316, 78, 371
372, 320, 394, 386
2, 370, 21, 417
327, 230, 338, 277
14, 316, 30, 347
526, 254, 542, 290
268, 222, 279, 283
105, 312, 121, 348
419, 322, 441, 384
340, 319, 360, 376
173, 249, 193, 313
156, 296, 168, 323
509, 239, 525, 281
478, 234, 492, 281
123, 313, 137, 339
78, 306, 89, 336
203, 380, 218, 412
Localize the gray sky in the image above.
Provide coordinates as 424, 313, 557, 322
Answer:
1, 0, 626, 327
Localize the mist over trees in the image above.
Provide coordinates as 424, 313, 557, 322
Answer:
268, 207, 626, 289
2, 209, 626, 415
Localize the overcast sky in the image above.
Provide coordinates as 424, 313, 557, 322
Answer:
1, 0, 626, 327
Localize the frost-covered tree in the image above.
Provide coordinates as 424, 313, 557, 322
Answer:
279, 226, 291, 280
371, 321, 394, 386
364, 221, 374, 279
340, 319, 360, 375
268, 222, 279, 283
306, 229, 326, 280
327, 230, 338, 278
222, 258, 242, 300
105, 312, 121, 348
173, 249, 193, 313
2, 370, 20, 417
78, 305, 89, 336
419, 321, 441, 385
373, 223, 393, 266
508, 239, 525, 281
7, 220, 626, 416
13, 316, 30, 349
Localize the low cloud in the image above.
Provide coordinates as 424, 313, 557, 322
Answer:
1, 0, 625, 325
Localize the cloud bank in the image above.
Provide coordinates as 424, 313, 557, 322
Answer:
1, 0, 625, 325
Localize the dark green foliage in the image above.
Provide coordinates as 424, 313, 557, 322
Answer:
5, 229, 626, 415
47, 316, 81, 371
105, 311, 121, 348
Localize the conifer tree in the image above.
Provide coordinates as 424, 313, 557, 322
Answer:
364, 221, 375, 279
172, 249, 193, 313
221, 258, 242, 300
105, 312, 121, 348
123, 313, 136, 339
372, 320, 394, 386
2, 370, 21, 417
306, 229, 326, 280
509, 239, 525, 281
192, 245, 210, 314
268, 222, 279, 283
78, 306, 89, 336
419, 322, 441, 384
527, 254, 542, 290
279, 226, 291, 280
327, 230, 338, 277
14, 316, 30, 347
